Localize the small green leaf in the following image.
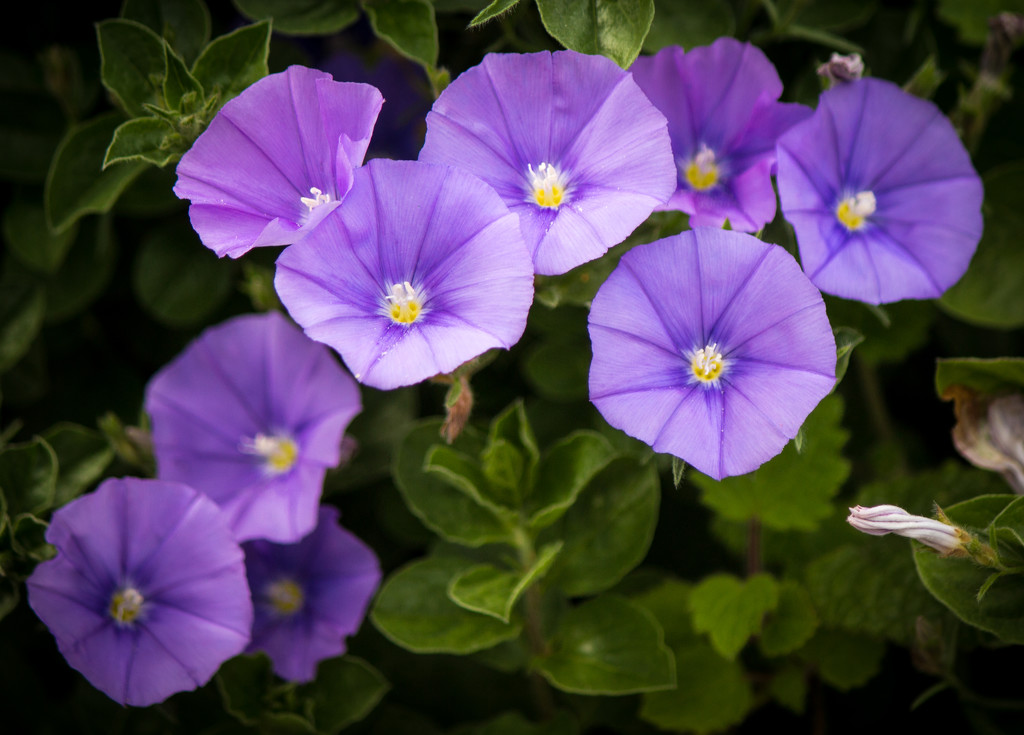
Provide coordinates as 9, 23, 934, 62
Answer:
233, 0, 361, 35
690, 573, 779, 660
832, 326, 863, 388
216, 652, 274, 725
527, 431, 614, 531
536, 595, 675, 695
10, 512, 54, 562
448, 542, 562, 622
104, 117, 180, 168
191, 20, 271, 106
425, 444, 516, 520
935, 357, 1024, 397
3, 199, 78, 274
767, 664, 808, 714
300, 656, 389, 732
903, 54, 946, 99
0, 437, 58, 516
643, 0, 734, 53
800, 629, 884, 690
489, 400, 539, 467
43, 215, 118, 323
364, 0, 439, 70
671, 456, 686, 489
468, 0, 521, 27
537, 0, 654, 69
45, 113, 147, 233
41, 423, 114, 506
481, 440, 525, 507
122, 0, 212, 65
759, 581, 818, 657
629, 576, 698, 648
162, 44, 203, 111
0, 262, 45, 373
371, 555, 522, 654
96, 19, 168, 116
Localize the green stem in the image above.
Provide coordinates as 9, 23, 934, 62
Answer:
747, 517, 762, 577
515, 528, 557, 721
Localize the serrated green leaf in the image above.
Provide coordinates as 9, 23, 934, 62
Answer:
364, 0, 439, 69
640, 642, 752, 734
537, 595, 675, 695
537, 0, 654, 69
233, 0, 361, 36
690, 573, 779, 660
642, 0, 734, 53
800, 629, 884, 690
372, 555, 522, 653
935, 357, 1024, 397
0, 262, 45, 373
3, 199, 78, 274
43, 215, 117, 323
44, 113, 147, 233
131, 219, 233, 327
394, 421, 513, 547
104, 117, 180, 168
468, 0, 521, 27
0, 437, 57, 516
191, 20, 270, 106
96, 19, 167, 117
832, 326, 863, 388
300, 656, 389, 732
41, 423, 114, 506
527, 431, 614, 531
693, 395, 849, 531
759, 581, 818, 657
543, 457, 659, 596
122, 0, 212, 65
448, 542, 562, 622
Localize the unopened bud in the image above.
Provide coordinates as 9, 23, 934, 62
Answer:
817, 53, 865, 86
847, 504, 968, 556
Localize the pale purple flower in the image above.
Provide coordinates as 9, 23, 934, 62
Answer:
26, 478, 252, 707
847, 504, 967, 555
174, 65, 383, 258
776, 77, 983, 304
630, 39, 811, 232
275, 159, 534, 389
588, 228, 836, 480
418, 50, 675, 276
145, 311, 361, 543
243, 506, 380, 682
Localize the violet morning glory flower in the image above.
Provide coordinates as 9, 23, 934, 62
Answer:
275, 159, 534, 390
418, 50, 676, 276
588, 228, 836, 480
174, 65, 383, 259
629, 39, 811, 232
26, 478, 252, 707
776, 77, 983, 304
145, 311, 361, 543
243, 506, 380, 682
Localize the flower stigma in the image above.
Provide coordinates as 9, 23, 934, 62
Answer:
683, 145, 720, 191
691, 343, 726, 384
109, 586, 145, 626
241, 433, 299, 475
300, 187, 331, 212
384, 281, 425, 325
526, 162, 567, 208
835, 190, 876, 231
265, 578, 305, 616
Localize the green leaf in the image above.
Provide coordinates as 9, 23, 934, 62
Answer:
759, 581, 818, 657
103, 117, 180, 168
122, 0, 212, 65
0, 578, 20, 624
832, 326, 863, 388
767, 663, 807, 714
364, 0, 439, 70
96, 19, 168, 117
481, 440, 525, 507
0, 437, 58, 516
424, 444, 517, 522
629, 576, 698, 648
537, 0, 654, 69
521, 337, 590, 402
191, 20, 271, 105
131, 219, 234, 327
468, 0, 521, 27
640, 642, 752, 734
10, 512, 54, 562
0, 67, 64, 183
216, 652, 274, 725
45, 114, 147, 233
778, 0, 876, 32
800, 629, 884, 690
41, 423, 114, 507
527, 431, 614, 531
394, 420, 513, 547
43, 215, 118, 323
448, 542, 562, 622
233, 0, 361, 35
825, 296, 934, 365
693, 395, 850, 531
3, 199, 78, 274
162, 44, 204, 111
371, 555, 522, 653
689, 573, 779, 660
0, 262, 45, 373
300, 656, 389, 732
671, 457, 686, 489
936, 0, 1024, 45
642, 0, 734, 53
935, 357, 1024, 397
543, 457, 659, 596
455, 710, 579, 735
489, 400, 540, 467
941, 162, 1024, 328
536, 595, 675, 695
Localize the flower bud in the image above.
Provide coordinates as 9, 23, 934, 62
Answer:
847, 504, 968, 556
817, 53, 865, 86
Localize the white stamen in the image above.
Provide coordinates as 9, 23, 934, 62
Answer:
526, 162, 568, 208
240, 432, 299, 475
300, 186, 331, 212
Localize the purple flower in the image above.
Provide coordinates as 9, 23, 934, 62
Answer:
418, 50, 676, 276
275, 159, 534, 389
588, 228, 836, 479
145, 311, 361, 543
776, 77, 983, 304
243, 506, 380, 682
629, 39, 811, 232
174, 65, 383, 259
26, 478, 252, 707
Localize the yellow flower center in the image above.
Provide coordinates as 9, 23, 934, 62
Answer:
691, 343, 725, 383
385, 281, 424, 325
266, 578, 305, 616
526, 162, 567, 209
109, 586, 144, 626
835, 190, 876, 231
242, 433, 299, 474
684, 146, 719, 191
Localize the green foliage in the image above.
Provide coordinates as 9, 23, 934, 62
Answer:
689, 573, 779, 659
936, 357, 1024, 397
693, 395, 850, 531
104, 117, 180, 168
96, 19, 168, 117
536, 0, 654, 69
454, 710, 579, 735
191, 20, 271, 104
760, 581, 818, 657
825, 297, 934, 365
0, 437, 57, 517
832, 326, 863, 388
122, 0, 212, 64
233, 0, 361, 36
0, 53, 64, 184
41, 423, 114, 507
3, 199, 78, 274
936, 0, 1024, 44
535, 595, 675, 694
448, 542, 562, 622
43, 215, 117, 323
0, 263, 46, 373
363, 0, 439, 70
800, 629, 885, 691
469, 0, 522, 28
643, 0, 734, 53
